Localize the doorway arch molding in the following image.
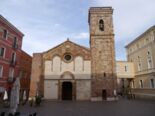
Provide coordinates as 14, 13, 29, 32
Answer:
59, 71, 76, 100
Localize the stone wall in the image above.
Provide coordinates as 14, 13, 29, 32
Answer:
89, 7, 117, 100
29, 53, 43, 97
76, 80, 91, 100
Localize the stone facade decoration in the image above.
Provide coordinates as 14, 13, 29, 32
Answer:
30, 7, 117, 101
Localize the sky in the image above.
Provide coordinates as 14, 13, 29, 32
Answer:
0, 0, 155, 60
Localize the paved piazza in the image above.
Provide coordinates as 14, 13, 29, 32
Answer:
1, 99, 155, 116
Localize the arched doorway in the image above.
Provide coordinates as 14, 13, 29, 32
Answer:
62, 82, 72, 100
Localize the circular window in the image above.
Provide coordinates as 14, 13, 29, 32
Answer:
64, 54, 72, 62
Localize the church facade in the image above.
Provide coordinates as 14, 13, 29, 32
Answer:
30, 7, 117, 101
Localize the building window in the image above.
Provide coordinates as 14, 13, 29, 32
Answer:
138, 56, 142, 71
11, 52, 16, 64
3, 29, 8, 39
125, 65, 128, 72
130, 59, 133, 62
132, 81, 135, 88
147, 51, 153, 69
0, 47, 5, 58
0, 65, 3, 78
13, 37, 18, 48
140, 80, 143, 88
103, 73, 106, 77
63, 54, 72, 62
136, 43, 139, 49
150, 79, 154, 88
145, 38, 149, 44
9, 68, 14, 78
99, 19, 104, 31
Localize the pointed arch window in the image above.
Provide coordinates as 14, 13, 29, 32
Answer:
99, 19, 104, 31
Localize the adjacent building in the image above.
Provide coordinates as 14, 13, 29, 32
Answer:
0, 15, 32, 103
19, 51, 32, 102
0, 15, 24, 101
116, 61, 135, 94
126, 25, 155, 99
30, 7, 117, 101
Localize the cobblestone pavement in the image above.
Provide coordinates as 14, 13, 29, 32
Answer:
1, 99, 155, 116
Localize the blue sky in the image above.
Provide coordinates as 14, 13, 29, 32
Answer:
0, 0, 155, 60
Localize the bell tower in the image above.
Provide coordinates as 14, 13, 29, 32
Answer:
89, 7, 117, 101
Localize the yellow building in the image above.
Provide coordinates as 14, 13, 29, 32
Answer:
116, 61, 135, 94
126, 25, 155, 99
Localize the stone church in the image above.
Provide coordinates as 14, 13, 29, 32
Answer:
30, 7, 117, 101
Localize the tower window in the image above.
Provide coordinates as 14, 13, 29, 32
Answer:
103, 73, 106, 77
99, 19, 104, 31
125, 65, 128, 72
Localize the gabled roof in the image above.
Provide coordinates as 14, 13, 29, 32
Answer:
44, 39, 90, 54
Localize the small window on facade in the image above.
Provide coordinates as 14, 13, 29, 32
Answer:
145, 38, 149, 44
0, 65, 3, 78
9, 68, 14, 78
3, 29, 7, 39
130, 48, 132, 52
140, 80, 143, 88
0, 47, 5, 57
147, 51, 152, 69
103, 73, 106, 77
132, 81, 135, 88
150, 79, 154, 88
13, 37, 17, 48
125, 65, 128, 72
130, 59, 133, 62
11, 52, 16, 63
99, 19, 104, 31
147, 51, 150, 55
138, 56, 142, 71
19, 71, 24, 79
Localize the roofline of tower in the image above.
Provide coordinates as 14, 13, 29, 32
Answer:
88, 7, 113, 24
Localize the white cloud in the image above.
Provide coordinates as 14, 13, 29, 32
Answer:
1, 0, 155, 60
91, 0, 155, 42
72, 32, 89, 40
